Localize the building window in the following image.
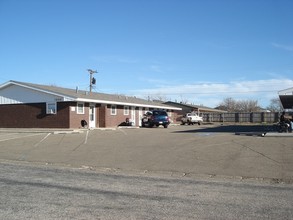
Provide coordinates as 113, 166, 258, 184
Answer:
111, 105, 117, 115
124, 106, 129, 115
77, 103, 84, 114
47, 102, 57, 114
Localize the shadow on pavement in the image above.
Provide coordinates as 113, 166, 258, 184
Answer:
174, 124, 274, 133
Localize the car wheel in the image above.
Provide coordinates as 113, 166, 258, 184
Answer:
164, 124, 168, 128
148, 121, 153, 128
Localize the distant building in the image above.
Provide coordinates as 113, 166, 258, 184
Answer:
164, 101, 227, 114
278, 87, 293, 110
163, 101, 227, 122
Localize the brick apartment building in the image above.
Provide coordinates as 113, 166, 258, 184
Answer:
0, 81, 181, 129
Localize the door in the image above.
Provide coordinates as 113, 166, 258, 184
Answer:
138, 108, 143, 127
131, 107, 136, 126
89, 105, 96, 128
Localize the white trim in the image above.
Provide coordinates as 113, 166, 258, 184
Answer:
46, 102, 57, 114
89, 104, 96, 128
124, 106, 129, 115
75, 98, 181, 110
110, 105, 117, 115
77, 102, 85, 114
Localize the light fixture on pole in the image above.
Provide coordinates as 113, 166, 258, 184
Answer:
87, 69, 97, 93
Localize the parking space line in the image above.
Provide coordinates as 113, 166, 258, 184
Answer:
0, 133, 44, 142
34, 133, 51, 147
0, 133, 18, 138
118, 129, 127, 135
72, 131, 89, 151
84, 130, 89, 144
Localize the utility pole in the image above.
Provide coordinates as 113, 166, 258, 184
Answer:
87, 69, 97, 93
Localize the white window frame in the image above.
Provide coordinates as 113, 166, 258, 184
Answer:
77, 102, 85, 114
124, 106, 129, 115
46, 102, 57, 114
111, 105, 117, 115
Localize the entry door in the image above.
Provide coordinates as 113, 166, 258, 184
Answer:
89, 105, 96, 128
138, 108, 143, 127
131, 107, 136, 126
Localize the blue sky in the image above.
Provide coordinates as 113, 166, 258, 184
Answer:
1, 0, 293, 108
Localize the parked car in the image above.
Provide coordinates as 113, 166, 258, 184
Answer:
141, 110, 170, 128
181, 112, 203, 125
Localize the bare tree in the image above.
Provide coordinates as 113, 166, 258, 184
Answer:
218, 97, 237, 112
179, 94, 189, 104
218, 97, 259, 112
145, 93, 169, 102
237, 100, 259, 112
267, 97, 283, 112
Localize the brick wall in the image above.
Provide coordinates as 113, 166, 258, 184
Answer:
0, 102, 181, 129
0, 102, 70, 128
104, 105, 130, 127
68, 102, 90, 128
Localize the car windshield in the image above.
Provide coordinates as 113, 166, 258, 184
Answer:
153, 111, 167, 116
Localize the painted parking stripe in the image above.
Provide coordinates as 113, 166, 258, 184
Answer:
84, 130, 89, 144
34, 133, 51, 147
0, 133, 19, 138
0, 133, 44, 142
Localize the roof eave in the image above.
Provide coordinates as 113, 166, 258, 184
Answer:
1, 81, 181, 110
76, 98, 181, 110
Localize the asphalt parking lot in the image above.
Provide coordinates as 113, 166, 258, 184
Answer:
0, 124, 293, 183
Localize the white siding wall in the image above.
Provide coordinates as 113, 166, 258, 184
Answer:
0, 84, 63, 104
279, 88, 293, 95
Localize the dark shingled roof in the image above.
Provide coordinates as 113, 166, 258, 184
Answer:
4, 80, 180, 110
164, 101, 227, 113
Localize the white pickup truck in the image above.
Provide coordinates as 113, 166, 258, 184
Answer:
181, 112, 203, 125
